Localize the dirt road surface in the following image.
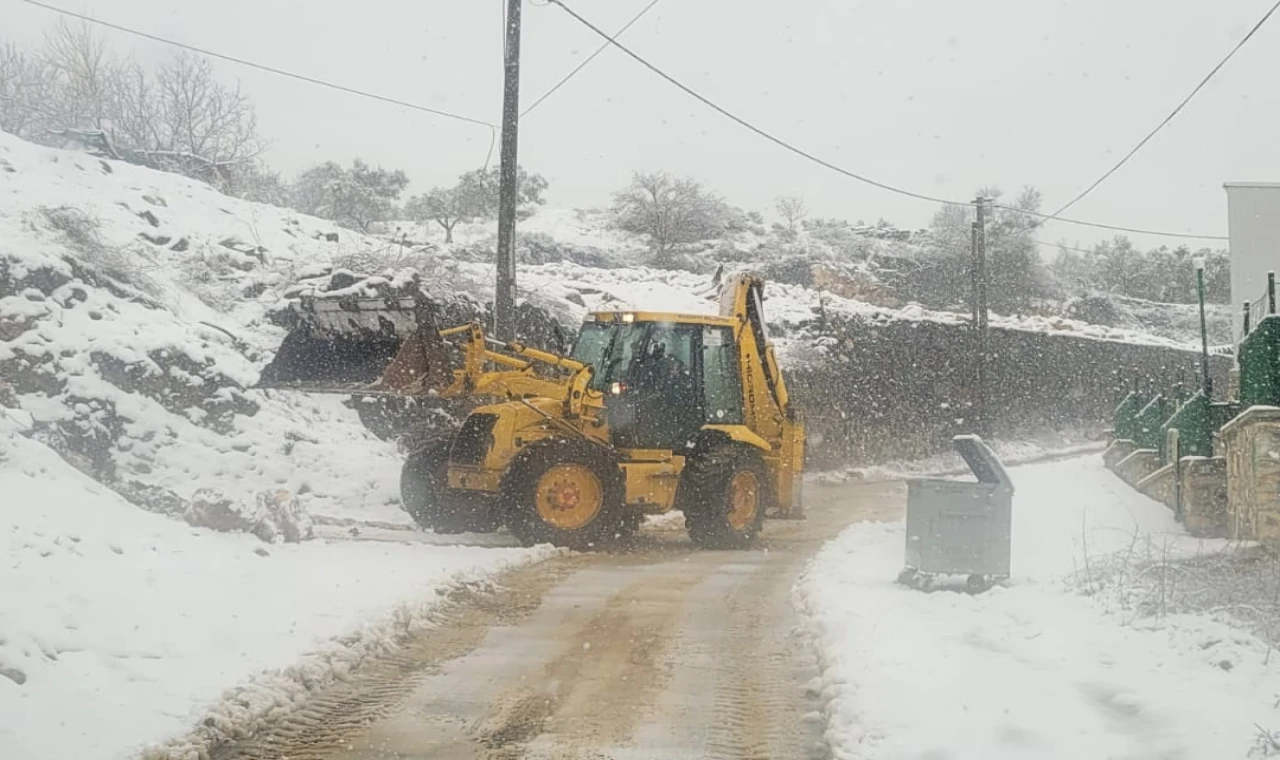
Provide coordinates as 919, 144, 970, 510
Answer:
212, 479, 904, 760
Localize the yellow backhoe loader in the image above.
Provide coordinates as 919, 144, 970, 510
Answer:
258, 274, 805, 548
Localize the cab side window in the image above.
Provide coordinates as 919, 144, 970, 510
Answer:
701, 326, 743, 424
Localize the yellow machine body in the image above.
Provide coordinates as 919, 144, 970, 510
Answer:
259, 274, 806, 543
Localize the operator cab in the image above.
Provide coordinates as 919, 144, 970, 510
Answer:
571, 316, 744, 451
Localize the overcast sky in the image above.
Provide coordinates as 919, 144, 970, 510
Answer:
6, 0, 1279, 251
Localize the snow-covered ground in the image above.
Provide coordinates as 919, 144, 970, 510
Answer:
0, 417, 555, 760
798, 456, 1279, 759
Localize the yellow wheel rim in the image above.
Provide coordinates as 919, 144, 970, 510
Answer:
727, 470, 760, 531
534, 464, 604, 530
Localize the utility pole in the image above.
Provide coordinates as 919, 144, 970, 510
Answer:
1195, 261, 1212, 399
972, 197, 990, 439
494, 0, 523, 342
970, 222, 980, 327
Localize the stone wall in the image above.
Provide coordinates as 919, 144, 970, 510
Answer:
1221, 407, 1280, 542
789, 317, 1231, 468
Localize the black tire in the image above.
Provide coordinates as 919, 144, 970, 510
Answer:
680, 442, 770, 549
499, 438, 627, 549
400, 438, 499, 534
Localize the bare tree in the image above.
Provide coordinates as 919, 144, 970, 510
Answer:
612, 172, 732, 256
1, 24, 264, 189
41, 20, 116, 133
152, 52, 261, 167
776, 196, 807, 233
0, 41, 57, 138
102, 51, 263, 185
109, 60, 160, 153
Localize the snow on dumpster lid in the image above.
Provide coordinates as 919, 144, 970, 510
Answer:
953, 435, 1013, 490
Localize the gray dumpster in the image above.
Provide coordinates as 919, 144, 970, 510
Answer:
898, 435, 1014, 591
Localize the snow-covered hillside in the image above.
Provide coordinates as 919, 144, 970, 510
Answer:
428, 210, 1233, 347
0, 129, 420, 525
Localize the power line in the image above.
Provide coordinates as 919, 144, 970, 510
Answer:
1033, 237, 1225, 256
544, 0, 967, 208
1045, 0, 1280, 221
1034, 240, 1097, 256
1013, 206, 1229, 240
992, 200, 1227, 241
523, 0, 663, 118
18, 0, 498, 165
548, 0, 1232, 242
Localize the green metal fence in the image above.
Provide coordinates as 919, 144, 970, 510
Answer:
1240, 272, 1280, 408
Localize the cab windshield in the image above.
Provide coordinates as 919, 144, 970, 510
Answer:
583, 322, 646, 391
568, 321, 614, 371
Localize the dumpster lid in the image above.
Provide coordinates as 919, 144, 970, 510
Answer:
953, 434, 1012, 489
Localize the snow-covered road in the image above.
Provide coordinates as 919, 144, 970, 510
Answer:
0, 423, 555, 760
799, 456, 1278, 759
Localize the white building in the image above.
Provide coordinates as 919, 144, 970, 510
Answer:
1224, 182, 1280, 342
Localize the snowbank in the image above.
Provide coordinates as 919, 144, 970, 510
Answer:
812, 430, 1106, 484
797, 457, 1276, 759
0, 421, 555, 760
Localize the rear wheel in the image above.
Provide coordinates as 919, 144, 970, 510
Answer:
400, 438, 499, 534
681, 442, 769, 549
500, 439, 627, 549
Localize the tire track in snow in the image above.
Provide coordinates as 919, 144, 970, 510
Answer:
204, 556, 589, 760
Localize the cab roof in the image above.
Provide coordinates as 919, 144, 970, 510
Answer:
584, 310, 738, 328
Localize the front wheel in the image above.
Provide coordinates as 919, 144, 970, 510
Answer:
680, 442, 769, 549
500, 439, 627, 549
401, 438, 499, 534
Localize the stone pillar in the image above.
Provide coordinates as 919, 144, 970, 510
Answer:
1180, 456, 1229, 538
1220, 407, 1280, 542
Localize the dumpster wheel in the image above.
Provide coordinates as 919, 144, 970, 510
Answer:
966, 574, 992, 593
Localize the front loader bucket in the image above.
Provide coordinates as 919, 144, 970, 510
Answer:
378, 314, 454, 393
257, 296, 454, 395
